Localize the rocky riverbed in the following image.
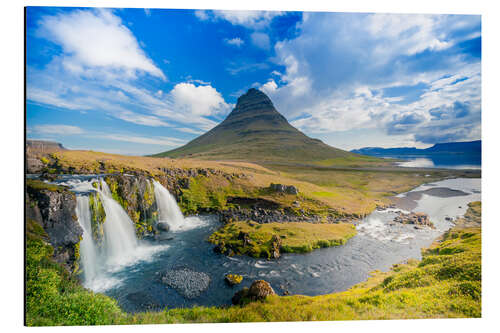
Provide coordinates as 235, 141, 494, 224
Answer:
160, 268, 211, 299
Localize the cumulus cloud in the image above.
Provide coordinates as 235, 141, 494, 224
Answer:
39, 9, 165, 80
225, 37, 244, 47
259, 12, 481, 146
170, 83, 231, 116
33, 124, 84, 135
28, 8, 232, 134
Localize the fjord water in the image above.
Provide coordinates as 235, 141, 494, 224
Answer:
390, 153, 481, 169
59, 175, 480, 311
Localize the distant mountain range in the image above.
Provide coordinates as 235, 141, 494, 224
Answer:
154, 88, 376, 163
351, 140, 481, 156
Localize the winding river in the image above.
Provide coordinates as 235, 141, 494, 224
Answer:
50, 176, 480, 312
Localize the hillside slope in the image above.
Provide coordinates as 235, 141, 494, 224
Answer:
154, 89, 375, 164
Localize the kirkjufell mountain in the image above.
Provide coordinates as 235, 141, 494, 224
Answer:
155, 88, 367, 162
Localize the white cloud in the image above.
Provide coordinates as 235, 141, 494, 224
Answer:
250, 32, 270, 50
256, 12, 481, 146
367, 14, 451, 58
27, 88, 91, 111
115, 110, 171, 127
40, 9, 165, 79
33, 124, 84, 135
225, 37, 244, 47
196, 10, 284, 29
175, 127, 205, 135
170, 83, 231, 116
260, 79, 278, 95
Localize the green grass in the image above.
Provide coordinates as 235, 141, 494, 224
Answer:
208, 221, 357, 258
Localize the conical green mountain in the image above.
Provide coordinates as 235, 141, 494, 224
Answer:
154, 88, 364, 163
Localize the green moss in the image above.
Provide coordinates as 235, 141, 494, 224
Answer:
26, 179, 67, 193
209, 221, 356, 258
73, 240, 81, 275
89, 193, 105, 244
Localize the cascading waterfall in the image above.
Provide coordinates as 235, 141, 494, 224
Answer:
152, 180, 185, 231
75, 195, 99, 284
73, 178, 155, 291
72, 177, 203, 291
98, 179, 138, 265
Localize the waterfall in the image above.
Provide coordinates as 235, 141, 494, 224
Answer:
73, 178, 143, 290
152, 180, 185, 231
75, 196, 99, 284
98, 179, 138, 265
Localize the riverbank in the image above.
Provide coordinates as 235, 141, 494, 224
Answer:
26, 201, 481, 325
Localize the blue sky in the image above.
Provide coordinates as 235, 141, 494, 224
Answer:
26, 7, 481, 155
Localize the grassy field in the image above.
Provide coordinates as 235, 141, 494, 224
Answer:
208, 221, 357, 258
32, 150, 478, 217
25, 202, 481, 325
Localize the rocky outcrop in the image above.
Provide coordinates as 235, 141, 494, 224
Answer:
26, 180, 82, 273
232, 280, 276, 305
269, 183, 299, 195
26, 140, 65, 153
394, 212, 434, 228
103, 174, 158, 237
270, 235, 282, 259
219, 207, 332, 225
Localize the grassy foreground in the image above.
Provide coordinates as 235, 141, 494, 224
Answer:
26, 202, 481, 325
208, 221, 357, 258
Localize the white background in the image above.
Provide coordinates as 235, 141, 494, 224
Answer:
1, 0, 498, 332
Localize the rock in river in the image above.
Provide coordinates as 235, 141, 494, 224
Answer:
161, 268, 210, 299
156, 221, 170, 232
232, 280, 276, 305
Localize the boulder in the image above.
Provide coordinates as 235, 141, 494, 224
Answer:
270, 234, 282, 259
269, 183, 299, 195
156, 221, 170, 232
232, 280, 276, 305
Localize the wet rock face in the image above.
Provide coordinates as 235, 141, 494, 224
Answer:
232, 280, 276, 305
394, 212, 434, 228
26, 184, 82, 272
161, 268, 210, 299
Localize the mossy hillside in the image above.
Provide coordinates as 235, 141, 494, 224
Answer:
26, 224, 481, 325
209, 221, 357, 258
